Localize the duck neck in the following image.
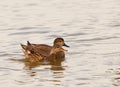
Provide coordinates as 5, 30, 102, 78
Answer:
50, 45, 60, 55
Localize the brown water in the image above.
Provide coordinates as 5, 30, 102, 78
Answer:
0, 0, 120, 87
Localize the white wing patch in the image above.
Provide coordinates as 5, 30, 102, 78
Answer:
27, 50, 31, 54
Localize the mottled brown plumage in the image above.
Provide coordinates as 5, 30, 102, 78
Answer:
21, 38, 69, 62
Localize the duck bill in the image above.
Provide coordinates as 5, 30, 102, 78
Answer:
63, 43, 69, 47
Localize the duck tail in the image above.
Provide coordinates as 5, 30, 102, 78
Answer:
20, 44, 26, 50
27, 41, 31, 45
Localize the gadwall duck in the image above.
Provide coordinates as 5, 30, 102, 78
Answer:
21, 38, 69, 62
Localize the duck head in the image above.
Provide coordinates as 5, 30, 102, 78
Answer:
50, 37, 69, 55
53, 37, 69, 48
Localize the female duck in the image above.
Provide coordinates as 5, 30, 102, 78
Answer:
21, 38, 69, 62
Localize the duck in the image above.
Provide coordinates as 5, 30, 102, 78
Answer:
20, 37, 69, 62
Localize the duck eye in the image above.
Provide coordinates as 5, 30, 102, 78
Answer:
59, 40, 62, 42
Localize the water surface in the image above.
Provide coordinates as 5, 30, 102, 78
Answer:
0, 0, 120, 87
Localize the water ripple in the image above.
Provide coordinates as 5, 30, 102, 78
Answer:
18, 27, 38, 30
0, 67, 21, 71
78, 36, 119, 42
8, 31, 49, 36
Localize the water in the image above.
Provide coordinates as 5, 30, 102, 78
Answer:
0, 0, 120, 87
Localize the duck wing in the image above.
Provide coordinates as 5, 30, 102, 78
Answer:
31, 44, 52, 57
21, 43, 52, 57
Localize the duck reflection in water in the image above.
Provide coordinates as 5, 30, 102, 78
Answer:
112, 68, 120, 86
20, 37, 69, 70
23, 56, 66, 70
